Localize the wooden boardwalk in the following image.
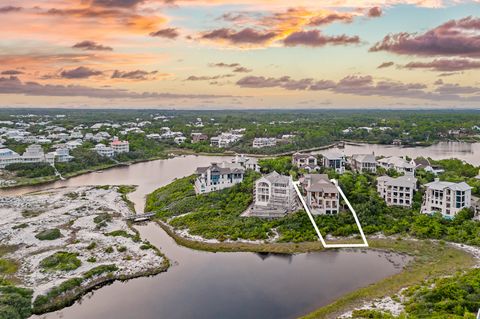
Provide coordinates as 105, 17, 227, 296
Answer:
125, 212, 156, 222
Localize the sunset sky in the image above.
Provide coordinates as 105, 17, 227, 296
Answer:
1, 0, 479, 109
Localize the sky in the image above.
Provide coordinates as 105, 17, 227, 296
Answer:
0, 0, 479, 109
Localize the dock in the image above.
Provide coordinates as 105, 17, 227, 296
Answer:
125, 212, 156, 222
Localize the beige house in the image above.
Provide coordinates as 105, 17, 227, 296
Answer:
301, 174, 339, 215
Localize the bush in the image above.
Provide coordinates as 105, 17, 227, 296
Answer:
40, 252, 81, 272
35, 228, 61, 241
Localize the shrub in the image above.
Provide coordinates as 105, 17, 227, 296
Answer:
35, 229, 61, 241
40, 252, 81, 272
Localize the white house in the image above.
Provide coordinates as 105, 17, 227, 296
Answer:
210, 133, 243, 148
250, 171, 296, 218
94, 144, 114, 158
21, 144, 46, 164
0, 148, 21, 168
421, 179, 472, 219
252, 137, 277, 148
174, 136, 187, 145
351, 154, 377, 173
377, 175, 417, 207
110, 137, 129, 154
194, 162, 245, 194
410, 158, 444, 175
377, 156, 415, 176
322, 152, 345, 174
53, 147, 74, 163
300, 174, 339, 215
292, 152, 320, 172
232, 154, 261, 172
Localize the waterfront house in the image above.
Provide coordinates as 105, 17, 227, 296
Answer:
292, 152, 320, 172
0, 148, 21, 168
194, 162, 245, 194
252, 137, 277, 148
110, 137, 129, 154
191, 133, 208, 143
232, 154, 260, 172
300, 174, 339, 215
421, 179, 472, 218
250, 171, 296, 218
174, 136, 187, 145
210, 132, 243, 148
351, 154, 377, 173
377, 175, 417, 207
377, 156, 415, 176
322, 152, 345, 174
94, 144, 114, 158
21, 144, 46, 164
410, 157, 444, 175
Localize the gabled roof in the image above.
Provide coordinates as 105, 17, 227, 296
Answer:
425, 180, 472, 191
378, 156, 415, 169
322, 151, 343, 160
261, 171, 291, 184
304, 174, 338, 193
195, 162, 245, 175
352, 153, 376, 163
377, 175, 417, 187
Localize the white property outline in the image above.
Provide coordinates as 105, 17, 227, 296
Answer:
293, 179, 369, 248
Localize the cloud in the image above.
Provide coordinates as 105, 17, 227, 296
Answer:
111, 69, 160, 80
209, 62, 252, 73
367, 7, 382, 17
0, 76, 235, 99
186, 74, 235, 81
0, 6, 22, 13
1, 70, 24, 75
308, 12, 355, 26
60, 66, 104, 79
200, 28, 277, 45
72, 40, 113, 51
370, 16, 480, 57
90, 0, 146, 8
236, 73, 480, 101
377, 61, 394, 68
283, 30, 360, 47
404, 58, 480, 71
150, 28, 180, 39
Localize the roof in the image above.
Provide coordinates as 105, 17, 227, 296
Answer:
425, 180, 472, 191
352, 153, 376, 163
261, 171, 291, 184
293, 152, 316, 160
322, 151, 343, 160
378, 156, 415, 169
196, 162, 245, 175
304, 174, 338, 193
378, 175, 417, 187
412, 157, 431, 168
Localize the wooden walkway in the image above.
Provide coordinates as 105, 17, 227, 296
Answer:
125, 212, 156, 222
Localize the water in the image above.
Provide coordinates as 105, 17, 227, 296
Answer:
3, 147, 456, 318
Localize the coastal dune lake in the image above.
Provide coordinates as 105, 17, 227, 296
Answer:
4, 142, 478, 319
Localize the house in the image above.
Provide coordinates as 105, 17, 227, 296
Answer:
421, 179, 472, 218
94, 144, 114, 158
21, 144, 46, 164
174, 136, 187, 145
292, 152, 320, 172
0, 148, 21, 168
110, 137, 129, 154
377, 156, 415, 176
53, 147, 74, 163
232, 154, 260, 172
252, 137, 277, 148
377, 175, 417, 207
210, 133, 243, 148
410, 157, 444, 175
194, 162, 245, 194
300, 174, 339, 215
322, 152, 345, 174
249, 171, 296, 218
351, 154, 377, 173
191, 133, 208, 143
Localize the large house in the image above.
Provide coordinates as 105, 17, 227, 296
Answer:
94, 144, 114, 158
300, 174, 339, 215
410, 157, 444, 175
249, 171, 296, 218
210, 132, 243, 148
351, 154, 377, 173
21, 144, 46, 164
252, 137, 277, 148
292, 152, 320, 172
377, 175, 417, 207
377, 156, 415, 176
110, 137, 129, 154
322, 152, 345, 174
232, 154, 260, 172
194, 162, 245, 194
421, 179, 472, 218
0, 148, 21, 168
